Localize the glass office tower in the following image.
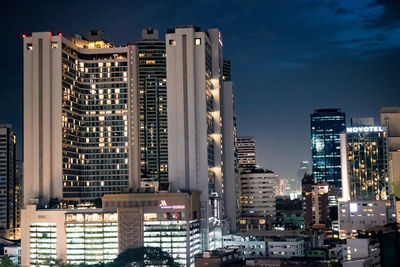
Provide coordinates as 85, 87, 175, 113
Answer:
311, 108, 345, 188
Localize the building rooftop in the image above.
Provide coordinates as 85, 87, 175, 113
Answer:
236, 229, 310, 238
312, 108, 342, 114
195, 248, 239, 258
240, 168, 274, 174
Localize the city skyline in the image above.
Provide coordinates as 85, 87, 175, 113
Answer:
2, 0, 400, 181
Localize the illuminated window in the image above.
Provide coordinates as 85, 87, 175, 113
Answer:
169, 40, 176, 46
26, 43, 33, 50
195, 38, 201, 46
144, 213, 157, 221
51, 42, 58, 49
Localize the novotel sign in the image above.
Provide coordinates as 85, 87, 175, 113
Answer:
346, 126, 384, 133
159, 200, 185, 210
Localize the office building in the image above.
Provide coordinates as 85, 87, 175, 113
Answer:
340, 125, 389, 201
302, 175, 330, 229
166, 26, 236, 248
239, 168, 276, 231
0, 125, 16, 238
338, 200, 396, 238
23, 31, 140, 204
130, 28, 168, 188
311, 108, 345, 188
380, 107, 400, 198
237, 136, 257, 168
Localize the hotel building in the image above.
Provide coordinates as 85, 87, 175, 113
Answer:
340, 125, 389, 201
23, 31, 140, 204
21, 191, 200, 267
166, 26, 236, 247
339, 123, 396, 237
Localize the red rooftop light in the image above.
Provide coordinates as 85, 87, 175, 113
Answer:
58, 32, 62, 36
22, 34, 27, 38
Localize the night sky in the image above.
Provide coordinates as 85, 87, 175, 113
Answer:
1, 0, 400, 180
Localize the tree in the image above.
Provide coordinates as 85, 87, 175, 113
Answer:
113, 247, 180, 267
0, 255, 18, 267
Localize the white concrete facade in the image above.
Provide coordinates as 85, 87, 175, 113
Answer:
21, 205, 66, 267
381, 107, 400, 199
166, 27, 234, 249
221, 81, 238, 233
23, 32, 64, 205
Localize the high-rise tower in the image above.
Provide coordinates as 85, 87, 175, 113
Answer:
0, 125, 16, 237
311, 108, 345, 187
23, 31, 140, 204
166, 26, 236, 249
131, 28, 168, 188
340, 124, 389, 201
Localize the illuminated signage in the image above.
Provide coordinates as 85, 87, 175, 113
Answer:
159, 200, 185, 209
349, 203, 358, 212
218, 32, 223, 47
346, 126, 384, 133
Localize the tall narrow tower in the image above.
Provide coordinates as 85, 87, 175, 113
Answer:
311, 108, 345, 188
132, 28, 168, 188
166, 26, 235, 249
0, 125, 16, 237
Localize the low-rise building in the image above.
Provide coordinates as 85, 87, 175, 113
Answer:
338, 200, 396, 238
343, 238, 380, 267
222, 234, 266, 258
0, 238, 21, 265
21, 205, 118, 266
194, 249, 244, 267
223, 230, 317, 260
266, 236, 305, 258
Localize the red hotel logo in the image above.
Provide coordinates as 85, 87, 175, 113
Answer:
160, 200, 167, 207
